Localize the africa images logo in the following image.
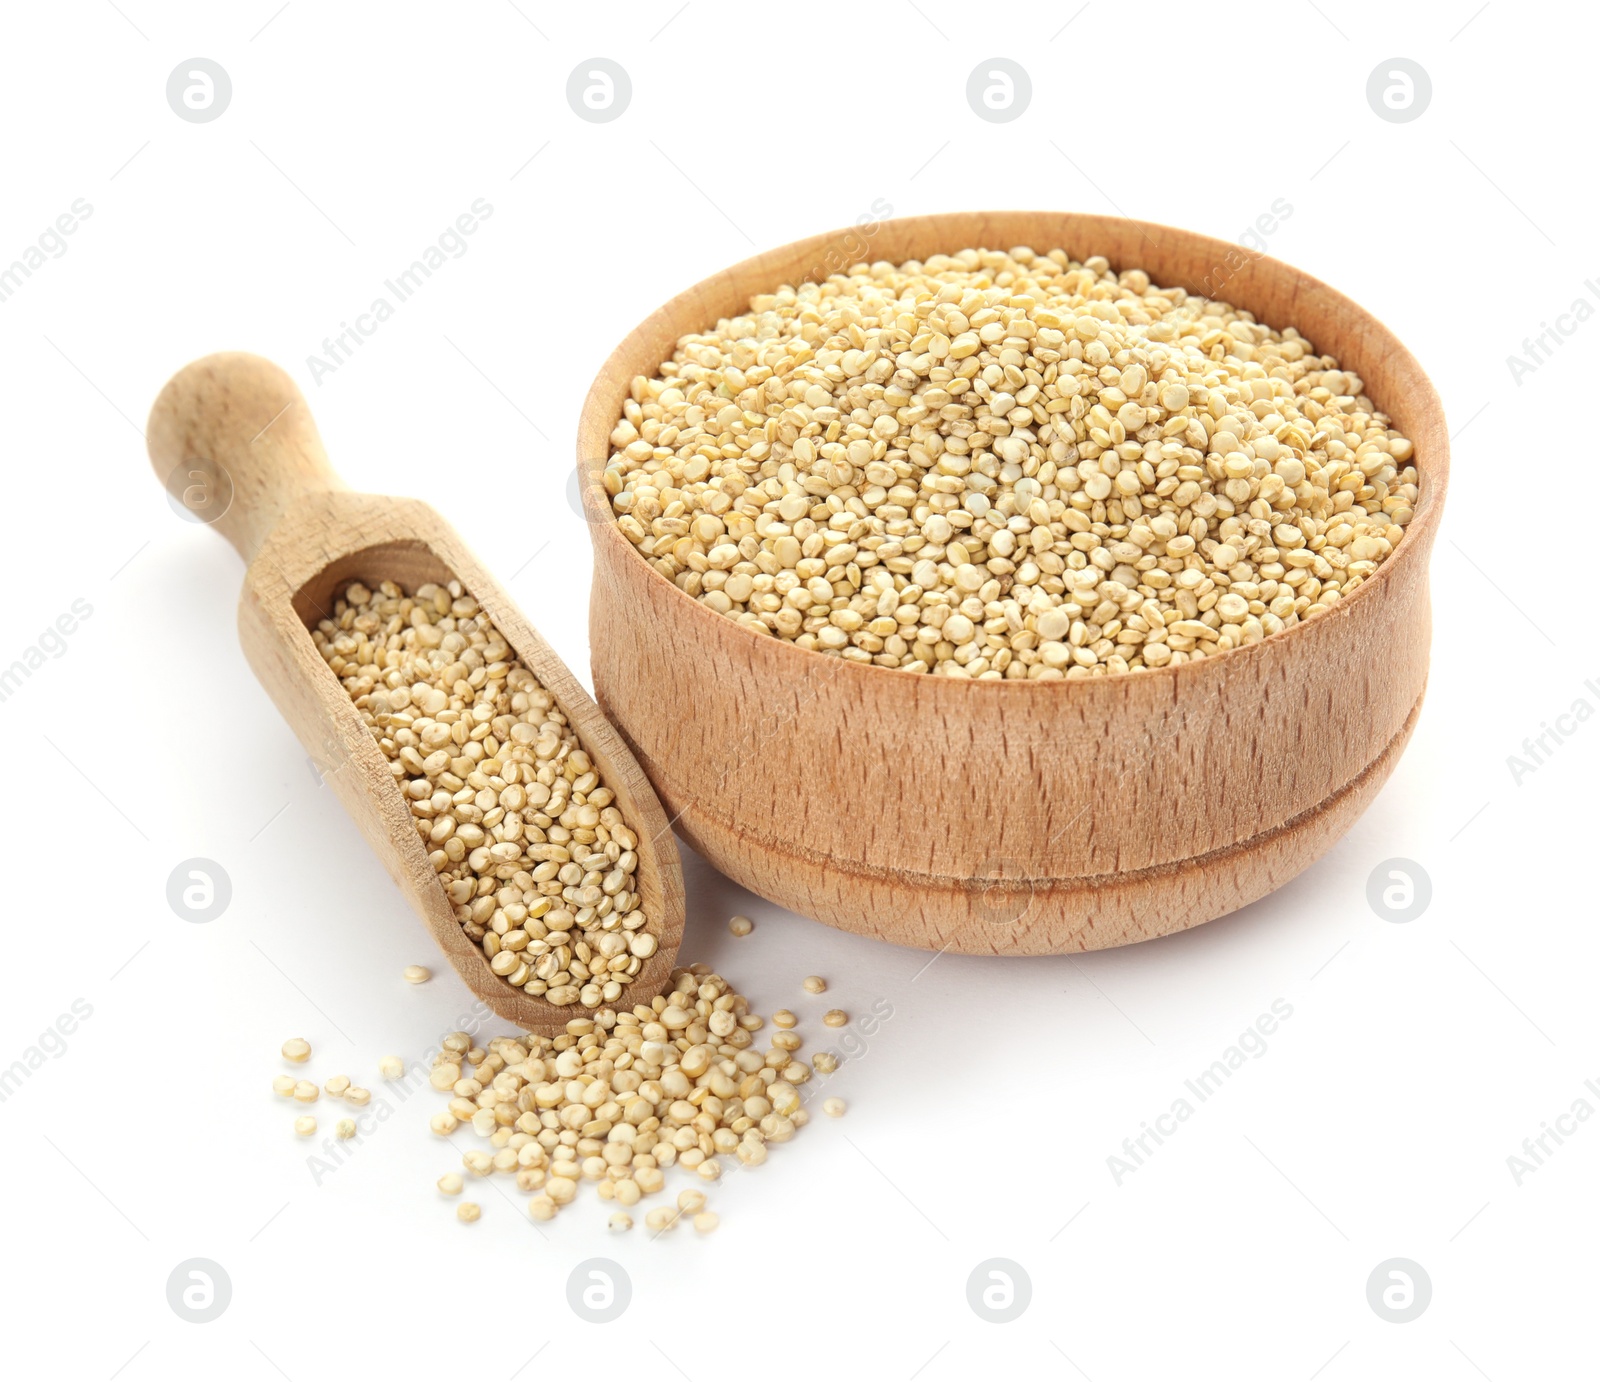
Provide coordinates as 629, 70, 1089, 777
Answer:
305, 199, 495, 383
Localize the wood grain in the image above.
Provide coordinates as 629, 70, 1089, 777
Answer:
576, 211, 1448, 954
148, 353, 685, 1031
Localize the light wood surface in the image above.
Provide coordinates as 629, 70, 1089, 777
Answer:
576, 211, 1449, 955
148, 353, 685, 1031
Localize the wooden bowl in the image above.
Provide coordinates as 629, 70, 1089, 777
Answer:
575, 212, 1448, 956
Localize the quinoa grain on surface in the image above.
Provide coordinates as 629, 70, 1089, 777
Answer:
420, 964, 844, 1228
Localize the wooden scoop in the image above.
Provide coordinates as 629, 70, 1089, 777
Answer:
147, 352, 685, 1032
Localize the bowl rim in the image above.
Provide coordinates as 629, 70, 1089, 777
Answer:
576, 210, 1448, 695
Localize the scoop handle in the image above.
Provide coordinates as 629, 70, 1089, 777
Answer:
147, 352, 347, 561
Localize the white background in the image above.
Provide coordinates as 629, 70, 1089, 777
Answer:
1, 2, 1592, 1378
